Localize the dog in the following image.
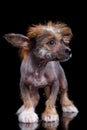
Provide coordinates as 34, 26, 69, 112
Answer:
4, 21, 78, 123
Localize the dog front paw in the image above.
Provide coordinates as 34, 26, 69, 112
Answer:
42, 106, 59, 122
18, 107, 39, 123
62, 105, 79, 113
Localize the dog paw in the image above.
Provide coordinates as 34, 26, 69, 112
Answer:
42, 114, 59, 122
62, 105, 79, 113
18, 107, 39, 123
62, 112, 78, 119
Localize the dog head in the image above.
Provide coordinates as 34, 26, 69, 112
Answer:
4, 22, 72, 62
28, 21, 72, 62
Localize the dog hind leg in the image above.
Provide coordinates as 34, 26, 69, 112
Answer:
59, 71, 79, 113
44, 86, 51, 99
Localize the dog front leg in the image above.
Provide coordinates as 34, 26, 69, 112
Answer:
17, 81, 39, 123
42, 80, 59, 122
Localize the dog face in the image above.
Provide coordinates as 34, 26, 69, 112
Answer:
4, 22, 72, 62
28, 22, 72, 62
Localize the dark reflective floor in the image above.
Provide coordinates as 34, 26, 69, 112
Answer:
6, 112, 80, 130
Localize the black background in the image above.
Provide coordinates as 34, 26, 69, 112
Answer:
0, 1, 84, 130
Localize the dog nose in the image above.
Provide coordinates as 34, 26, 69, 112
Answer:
65, 48, 71, 55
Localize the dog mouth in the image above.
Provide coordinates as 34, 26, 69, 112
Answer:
59, 54, 72, 62
43, 53, 72, 62
33, 48, 72, 62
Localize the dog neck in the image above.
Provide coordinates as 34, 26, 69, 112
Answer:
30, 52, 48, 70
28, 52, 49, 78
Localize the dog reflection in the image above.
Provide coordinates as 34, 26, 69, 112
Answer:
42, 121, 59, 130
61, 112, 78, 130
19, 112, 78, 130
19, 122, 39, 130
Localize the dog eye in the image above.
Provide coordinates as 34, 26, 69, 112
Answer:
48, 40, 56, 46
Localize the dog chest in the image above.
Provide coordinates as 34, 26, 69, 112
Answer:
25, 72, 48, 88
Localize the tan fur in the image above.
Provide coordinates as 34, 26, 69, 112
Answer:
42, 106, 58, 116
27, 22, 72, 42
21, 94, 33, 108
60, 92, 73, 106
27, 24, 43, 38
44, 86, 51, 99
19, 48, 29, 60
24, 99, 33, 108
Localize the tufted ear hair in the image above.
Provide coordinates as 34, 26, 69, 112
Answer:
4, 33, 29, 48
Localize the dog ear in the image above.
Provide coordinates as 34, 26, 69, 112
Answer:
4, 33, 29, 48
